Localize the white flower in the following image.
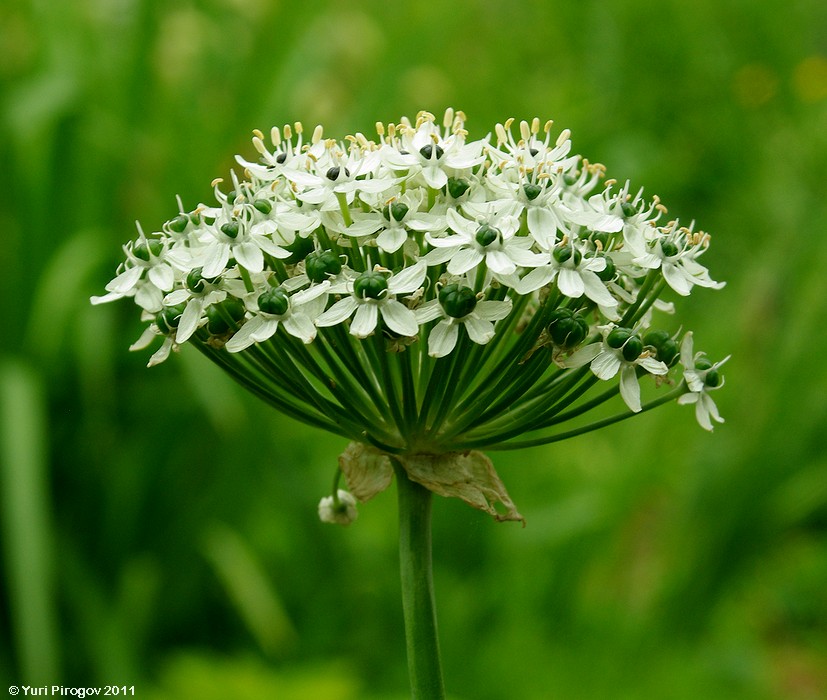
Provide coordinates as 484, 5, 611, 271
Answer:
315, 261, 427, 338
90, 224, 176, 312
677, 332, 729, 431
416, 287, 512, 357
424, 205, 542, 281
515, 239, 617, 313
634, 222, 725, 297
380, 110, 485, 190
225, 285, 327, 351
565, 326, 668, 412
318, 490, 358, 525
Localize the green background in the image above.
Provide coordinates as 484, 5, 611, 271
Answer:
2, 0, 826, 698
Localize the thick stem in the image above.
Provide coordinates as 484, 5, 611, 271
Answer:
393, 459, 446, 700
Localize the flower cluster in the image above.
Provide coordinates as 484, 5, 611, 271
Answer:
94, 110, 727, 470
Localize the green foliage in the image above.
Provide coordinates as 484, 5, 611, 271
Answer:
2, 0, 827, 697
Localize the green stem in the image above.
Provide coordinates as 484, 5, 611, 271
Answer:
393, 459, 445, 700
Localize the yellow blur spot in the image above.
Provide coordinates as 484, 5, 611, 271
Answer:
793, 55, 827, 103
732, 64, 778, 108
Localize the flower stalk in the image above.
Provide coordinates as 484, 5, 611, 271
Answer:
393, 458, 445, 700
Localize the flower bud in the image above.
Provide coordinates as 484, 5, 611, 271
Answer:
221, 221, 240, 239
186, 267, 213, 294
419, 144, 444, 160
439, 284, 477, 319
621, 201, 638, 218
621, 335, 644, 361
326, 166, 350, 181
607, 327, 632, 349
694, 358, 721, 387
643, 330, 678, 366
155, 303, 186, 334
596, 254, 615, 281
447, 177, 471, 198
523, 183, 542, 201
547, 308, 589, 349
382, 202, 409, 222
167, 215, 189, 233
133, 240, 163, 261
305, 250, 343, 283
660, 239, 679, 257
553, 244, 582, 266
206, 298, 246, 335
258, 288, 290, 316
354, 271, 389, 299
318, 490, 358, 526
475, 223, 500, 248
283, 234, 314, 264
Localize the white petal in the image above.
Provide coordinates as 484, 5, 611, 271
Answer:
473, 300, 512, 322
226, 316, 268, 352
129, 326, 157, 351
380, 300, 419, 336
581, 270, 617, 307
339, 218, 384, 237
389, 260, 427, 294
315, 297, 358, 327
695, 399, 713, 431
527, 207, 558, 247
90, 291, 123, 305
663, 263, 692, 296
376, 227, 408, 253
558, 268, 585, 298
637, 356, 668, 375
619, 365, 642, 412
176, 298, 204, 343
562, 342, 603, 368
202, 243, 231, 278
147, 338, 173, 366
249, 317, 281, 342
447, 248, 484, 275
282, 313, 317, 343
422, 165, 448, 190
234, 241, 264, 273
106, 265, 143, 293
351, 302, 379, 338
516, 265, 556, 294
148, 264, 175, 291
415, 300, 444, 323
485, 250, 516, 275
428, 320, 459, 357
464, 316, 495, 344
134, 284, 164, 312
164, 289, 190, 305
591, 350, 622, 380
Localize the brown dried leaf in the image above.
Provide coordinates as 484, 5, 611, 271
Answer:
338, 442, 393, 502
398, 451, 525, 525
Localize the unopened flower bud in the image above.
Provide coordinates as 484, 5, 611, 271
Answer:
547, 308, 589, 349
354, 271, 389, 299
258, 287, 290, 316
318, 490, 358, 525
439, 284, 477, 319
305, 250, 343, 283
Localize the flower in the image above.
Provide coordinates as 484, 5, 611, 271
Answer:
415, 284, 512, 357
315, 260, 427, 338
564, 325, 669, 412
94, 109, 727, 519
677, 332, 729, 430
318, 490, 359, 525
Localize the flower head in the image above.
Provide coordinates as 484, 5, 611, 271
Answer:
94, 109, 728, 520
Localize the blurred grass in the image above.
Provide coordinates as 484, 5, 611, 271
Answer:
2, 0, 827, 697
